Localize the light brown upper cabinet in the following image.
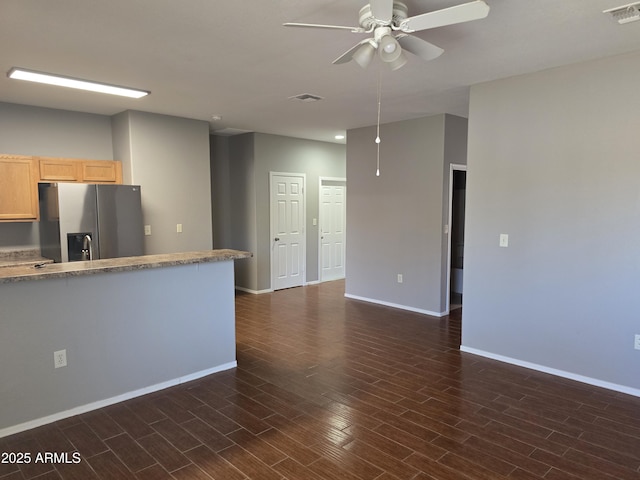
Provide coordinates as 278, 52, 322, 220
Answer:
0, 154, 40, 222
37, 157, 122, 184
80, 160, 122, 184
0, 155, 123, 222
38, 156, 81, 182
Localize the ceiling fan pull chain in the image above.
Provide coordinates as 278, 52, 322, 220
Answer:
375, 71, 382, 177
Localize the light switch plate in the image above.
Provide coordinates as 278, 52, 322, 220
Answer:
499, 234, 509, 247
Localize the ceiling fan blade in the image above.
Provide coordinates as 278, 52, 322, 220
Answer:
283, 22, 365, 33
396, 34, 444, 62
333, 39, 373, 65
369, 0, 394, 23
399, 0, 490, 32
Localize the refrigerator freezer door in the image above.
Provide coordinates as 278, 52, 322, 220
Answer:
96, 185, 144, 259
39, 184, 62, 262
57, 184, 99, 262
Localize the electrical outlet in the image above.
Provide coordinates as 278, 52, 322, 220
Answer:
176, 223, 183, 233
54, 349, 67, 369
634, 334, 640, 350
397, 274, 403, 284
144, 225, 151, 236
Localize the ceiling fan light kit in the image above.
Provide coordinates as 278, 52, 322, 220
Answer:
377, 29, 402, 63
388, 52, 408, 71
284, 0, 490, 70
352, 41, 377, 68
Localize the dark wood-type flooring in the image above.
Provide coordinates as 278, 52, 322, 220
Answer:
2, 280, 639, 479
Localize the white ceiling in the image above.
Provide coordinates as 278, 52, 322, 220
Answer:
2, 0, 640, 144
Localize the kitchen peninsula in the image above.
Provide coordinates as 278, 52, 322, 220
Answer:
0, 249, 251, 437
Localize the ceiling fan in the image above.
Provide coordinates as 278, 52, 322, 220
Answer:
284, 0, 490, 70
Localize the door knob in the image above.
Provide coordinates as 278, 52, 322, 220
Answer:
274, 237, 280, 241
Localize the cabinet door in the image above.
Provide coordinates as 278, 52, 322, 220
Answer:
81, 160, 123, 184
38, 157, 81, 182
0, 155, 39, 221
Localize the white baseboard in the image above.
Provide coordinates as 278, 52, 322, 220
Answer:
460, 346, 640, 398
236, 282, 322, 294
236, 280, 323, 294
0, 361, 237, 439
235, 286, 273, 295
344, 293, 446, 317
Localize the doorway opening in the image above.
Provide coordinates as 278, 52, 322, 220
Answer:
447, 165, 466, 311
318, 178, 346, 282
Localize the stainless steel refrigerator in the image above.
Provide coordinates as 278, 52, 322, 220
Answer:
39, 183, 144, 262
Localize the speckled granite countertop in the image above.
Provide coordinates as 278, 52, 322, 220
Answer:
0, 249, 53, 268
0, 249, 252, 284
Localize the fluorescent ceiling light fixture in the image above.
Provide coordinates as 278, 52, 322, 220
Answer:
7, 68, 150, 98
603, 2, 640, 24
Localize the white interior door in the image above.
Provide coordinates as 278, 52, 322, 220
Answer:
320, 181, 346, 282
270, 173, 305, 290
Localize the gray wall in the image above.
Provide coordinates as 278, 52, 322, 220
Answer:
210, 135, 232, 248
111, 112, 133, 183
211, 134, 259, 291
462, 51, 640, 393
345, 114, 467, 315
211, 133, 346, 292
254, 133, 346, 290
0, 102, 114, 249
1, 104, 213, 256
0, 102, 114, 159
0, 261, 237, 435
112, 111, 212, 254
440, 115, 469, 307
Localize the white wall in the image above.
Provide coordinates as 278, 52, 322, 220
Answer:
462, 51, 640, 395
345, 114, 467, 316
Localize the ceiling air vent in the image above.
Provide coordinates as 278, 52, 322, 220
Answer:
604, 2, 640, 24
289, 93, 324, 102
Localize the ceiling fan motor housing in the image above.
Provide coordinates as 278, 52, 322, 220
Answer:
359, 1, 409, 29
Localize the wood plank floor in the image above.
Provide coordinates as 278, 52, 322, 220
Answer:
1, 279, 639, 479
